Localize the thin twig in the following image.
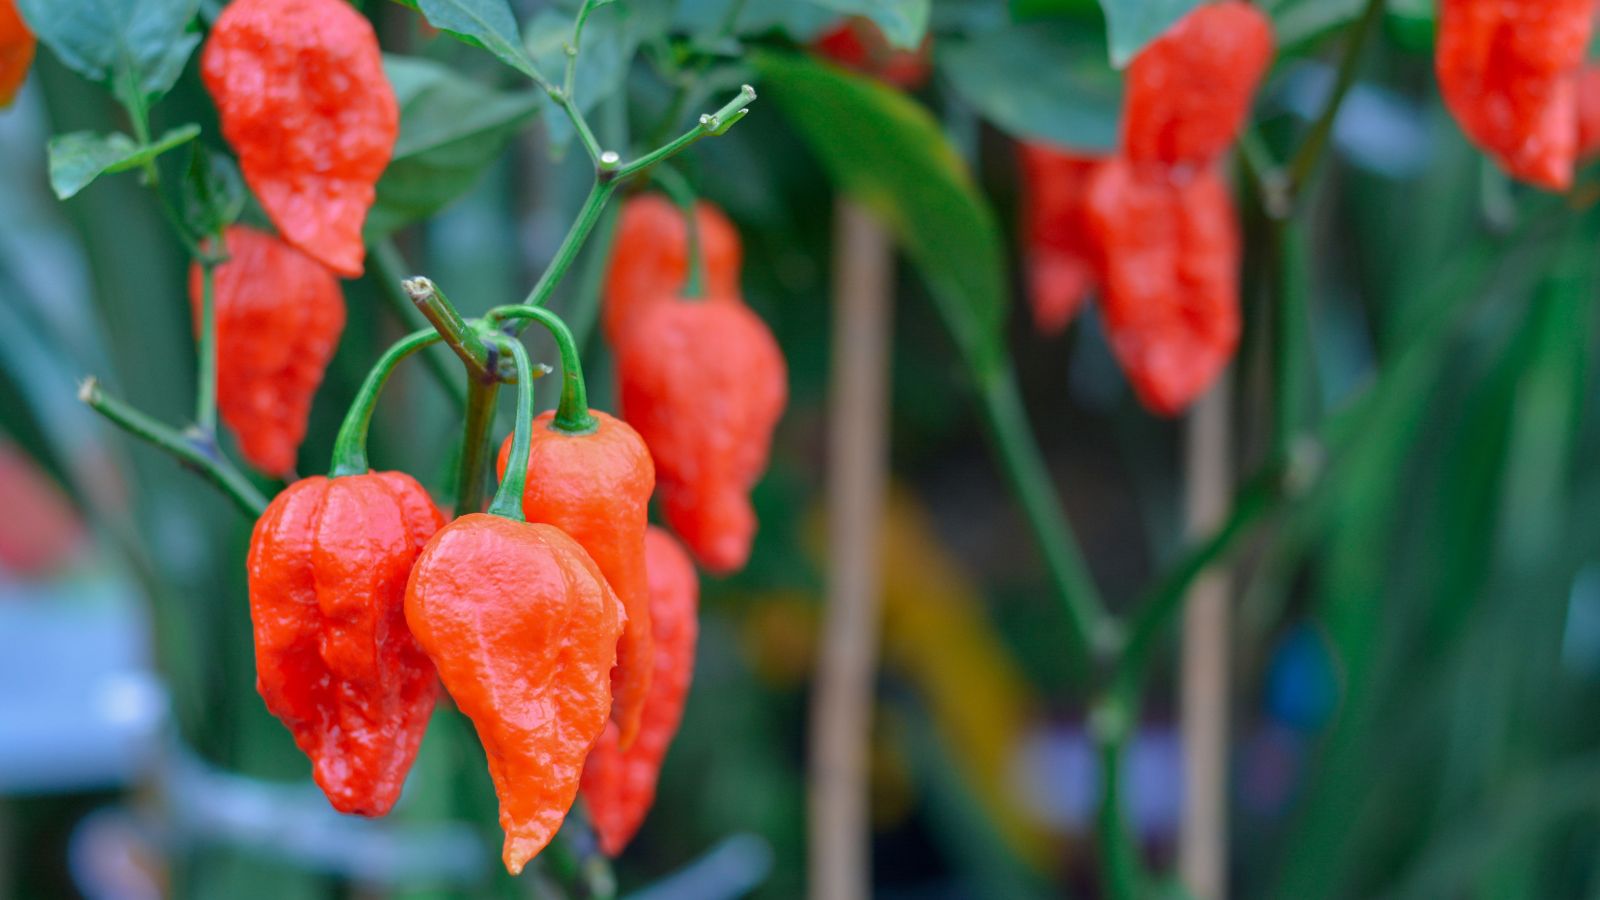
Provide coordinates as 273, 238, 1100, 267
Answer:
1284, 0, 1386, 198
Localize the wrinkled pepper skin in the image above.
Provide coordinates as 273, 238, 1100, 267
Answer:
247, 472, 444, 816
190, 226, 346, 478
1122, 1, 1274, 170
495, 410, 655, 748
1084, 160, 1240, 416
813, 16, 931, 89
405, 514, 624, 874
603, 195, 742, 343
203, 0, 398, 277
1436, 0, 1596, 190
0, 0, 35, 108
581, 527, 699, 856
1018, 144, 1104, 335
616, 298, 787, 574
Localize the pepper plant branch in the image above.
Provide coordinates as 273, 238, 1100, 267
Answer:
486, 305, 597, 433
194, 260, 219, 439
1092, 703, 1142, 900
79, 377, 268, 518
1283, 0, 1386, 199
651, 164, 706, 296
403, 276, 497, 382
616, 85, 757, 180
369, 239, 469, 409
523, 181, 618, 310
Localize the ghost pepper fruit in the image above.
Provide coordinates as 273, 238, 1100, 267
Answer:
616, 296, 787, 573
813, 16, 932, 90
191, 226, 346, 478
495, 410, 656, 748
0, 0, 35, 108
580, 527, 699, 856
202, 0, 398, 276
1018, 144, 1104, 335
1436, 0, 1597, 190
247, 471, 444, 816
1577, 66, 1600, 161
405, 513, 623, 873
603, 194, 742, 343
1122, 0, 1274, 171
1084, 159, 1240, 416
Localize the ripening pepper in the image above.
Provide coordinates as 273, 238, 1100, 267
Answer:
1436, 0, 1597, 190
202, 0, 398, 277
580, 526, 699, 856
1576, 66, 1600, 161
1121, 0, 1274, 171
191, 226, 346, 478
0, 0, 34, 108
603, 195, 742, 343
1083, 159, 1240, 416
247, 471, 444, 816
1018, 144, 1104, 335
405, 513, 624, 874
616, 296, 787, 574
812, 16, 932, 89
495, 410, 656, 748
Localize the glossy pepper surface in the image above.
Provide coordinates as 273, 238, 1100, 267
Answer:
1018, 144, 1103, 335
405, 513, 624, 874
580, 527, 699, 856
495, 410, 655, 748
616, 297, 787, 574
191, 226, 346, 478
202, 0, 398, 277
1436, 0, 1597, 190
1084, 159, 1240, 417
1121, 0, 1274, 170
247, 471, 444, 816
0, 0, 34, 108
603, 195, 742, 342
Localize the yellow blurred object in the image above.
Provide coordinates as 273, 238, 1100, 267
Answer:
739, 591, 820, 687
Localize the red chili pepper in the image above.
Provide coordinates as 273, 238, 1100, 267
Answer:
812, 17, 932, 89
1436, 0, 1597, 190
616, 296, 787, 574
1084, 159, 1240, 416
580, 526, 699, 856
603, 195, 742, 343
1122, 1, 1274, 171
405, 513, 624, 873
202, 0, 398, 277
0, 0, 34, 108
1576, 66, 1600, 161
1018, 144, 1104, 336
0, 440, 82, 577
247, 471, 444, 816
495, 410, 655, 748
190, 226, 346, 478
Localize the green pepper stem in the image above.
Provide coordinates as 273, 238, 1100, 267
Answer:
486, 305, 597, 434
522, 180, 618, 311
651, 165, 706, 298
194, 259, 219, 439
330, 329, 445, 478
486, 337, 537, 521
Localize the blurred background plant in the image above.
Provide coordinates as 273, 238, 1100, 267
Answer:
5, 0, 1600, 898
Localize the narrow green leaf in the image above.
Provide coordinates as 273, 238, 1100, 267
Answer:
1095, 0, 1203, 66
47, 125, 201, 199
16, 0, 200, 102
367, 55, 543, 237
756, 50, 1008, 373
806, 0, 930, 49
936, 21, 1121, 153
388, 0, 545, 82
180, 147, 245, 238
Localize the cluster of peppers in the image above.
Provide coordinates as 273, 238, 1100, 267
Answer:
141, 0, 783, 874
1020, 1, 1275, 416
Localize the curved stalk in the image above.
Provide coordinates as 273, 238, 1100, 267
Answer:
486, 337, 537, 521
329, 329, 444, 477
486, 305, 596, 434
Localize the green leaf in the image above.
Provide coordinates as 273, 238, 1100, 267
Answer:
16, 0, 199, 104
806, 0, 930, 49
180, 147, 245, 239
936, 21, 1121, 153
366, 55, 543, 237
46, 125, 200, 200
1264, 0, 1365, 50
1095, 0, 1203, 66
755, 50, 1007, 373
388, 0, 546, 81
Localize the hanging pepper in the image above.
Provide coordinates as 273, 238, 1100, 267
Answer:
407, 336, 624, 874
202, 0, 398, 277
190, 225, 346, 478
1121, 0, 1274, 171
616, 296, 787, 574
580, 526, 699, 856
1018, 144, 1104, 336
812, 16, 932, 90
1576, 66, 1600, 161
0, 0, 34, 108
603, 194, 742, 343
1436, 0, 1597, 190
1083, 159, 1240, 416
